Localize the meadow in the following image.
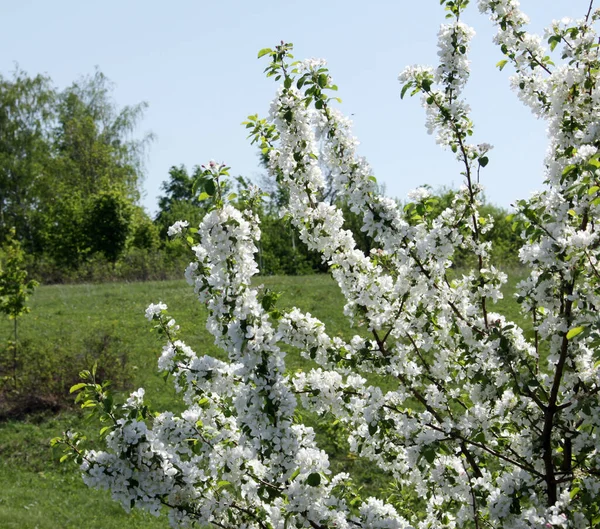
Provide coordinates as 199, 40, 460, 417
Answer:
0, 271, 527, 528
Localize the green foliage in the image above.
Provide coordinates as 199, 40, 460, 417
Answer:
28, 247, 189, 284
190, 161, 233, 210
0, 229, 38, 322
41, 191, 89, 268
0, 68, 152, 274
0, 70, 55, 253
85, 190, 133, 263
154, 165, 207, 240
53, 69, 150, 199
129, 206, 161, 251
0, 228, 38, 387
260, 217, 325, 275
0, 331, 130, 420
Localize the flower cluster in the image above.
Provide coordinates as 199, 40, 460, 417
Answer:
61, 2, 600, 528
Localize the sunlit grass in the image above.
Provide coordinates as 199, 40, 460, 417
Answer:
0, 270, 528, 527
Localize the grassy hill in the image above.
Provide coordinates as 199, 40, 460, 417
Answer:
0, 271, 527, 528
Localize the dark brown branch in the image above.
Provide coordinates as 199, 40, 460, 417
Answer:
461, 457, 481, 529
586, 0, 595, 22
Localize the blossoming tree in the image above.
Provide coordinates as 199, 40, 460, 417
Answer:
56, 0, 600, 527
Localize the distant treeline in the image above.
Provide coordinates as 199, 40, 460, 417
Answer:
0, 69, 522, 284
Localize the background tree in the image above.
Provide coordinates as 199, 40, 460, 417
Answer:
0, 229, 38, 384
53, 69, 149, 199
39, 71, 151, 266
129, 206, 161, 252
0, 68, 154, 274
84, 190, 133, 263
154, 165, 206, 240
0, 70, 55, 252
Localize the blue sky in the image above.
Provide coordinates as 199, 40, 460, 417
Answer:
1, 0, 593, 214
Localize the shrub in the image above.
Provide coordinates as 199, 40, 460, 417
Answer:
0, 331, 130, 420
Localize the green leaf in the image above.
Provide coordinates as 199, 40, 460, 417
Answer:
99, 426, 112, 436
548, 35, 561, 51
192, 177, 202, 197
473, 431, 486, 443
496, 59, 508, 71
566, 326, 585, 340
257, 48, 272, 59
70, 383, 86, 394
261, 288, 281, 312
400, 83, 412, 99
205, 179, 216, 196
423, 446, 436, 464
306, 472, 321, 487
570, 487, 580, 499
588, 158, 600, 169
479, 156, 489, 168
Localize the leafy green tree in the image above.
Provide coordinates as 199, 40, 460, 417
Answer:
39, 188, 89, 268
158, 165, 199, 208
155, 165, 205, 239
0, 68, 152, 272
258, 214, 324, 274
0, 229, 38, 384
53, 70, 150, 200
39, 71, 151, 267
84, 190, 133, 263
0, 70, 55, 252
129, 206, 161, 251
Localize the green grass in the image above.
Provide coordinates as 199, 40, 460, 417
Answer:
0, 418, 170, 529
0, 275, 354, 527
0, 271, 529, 527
